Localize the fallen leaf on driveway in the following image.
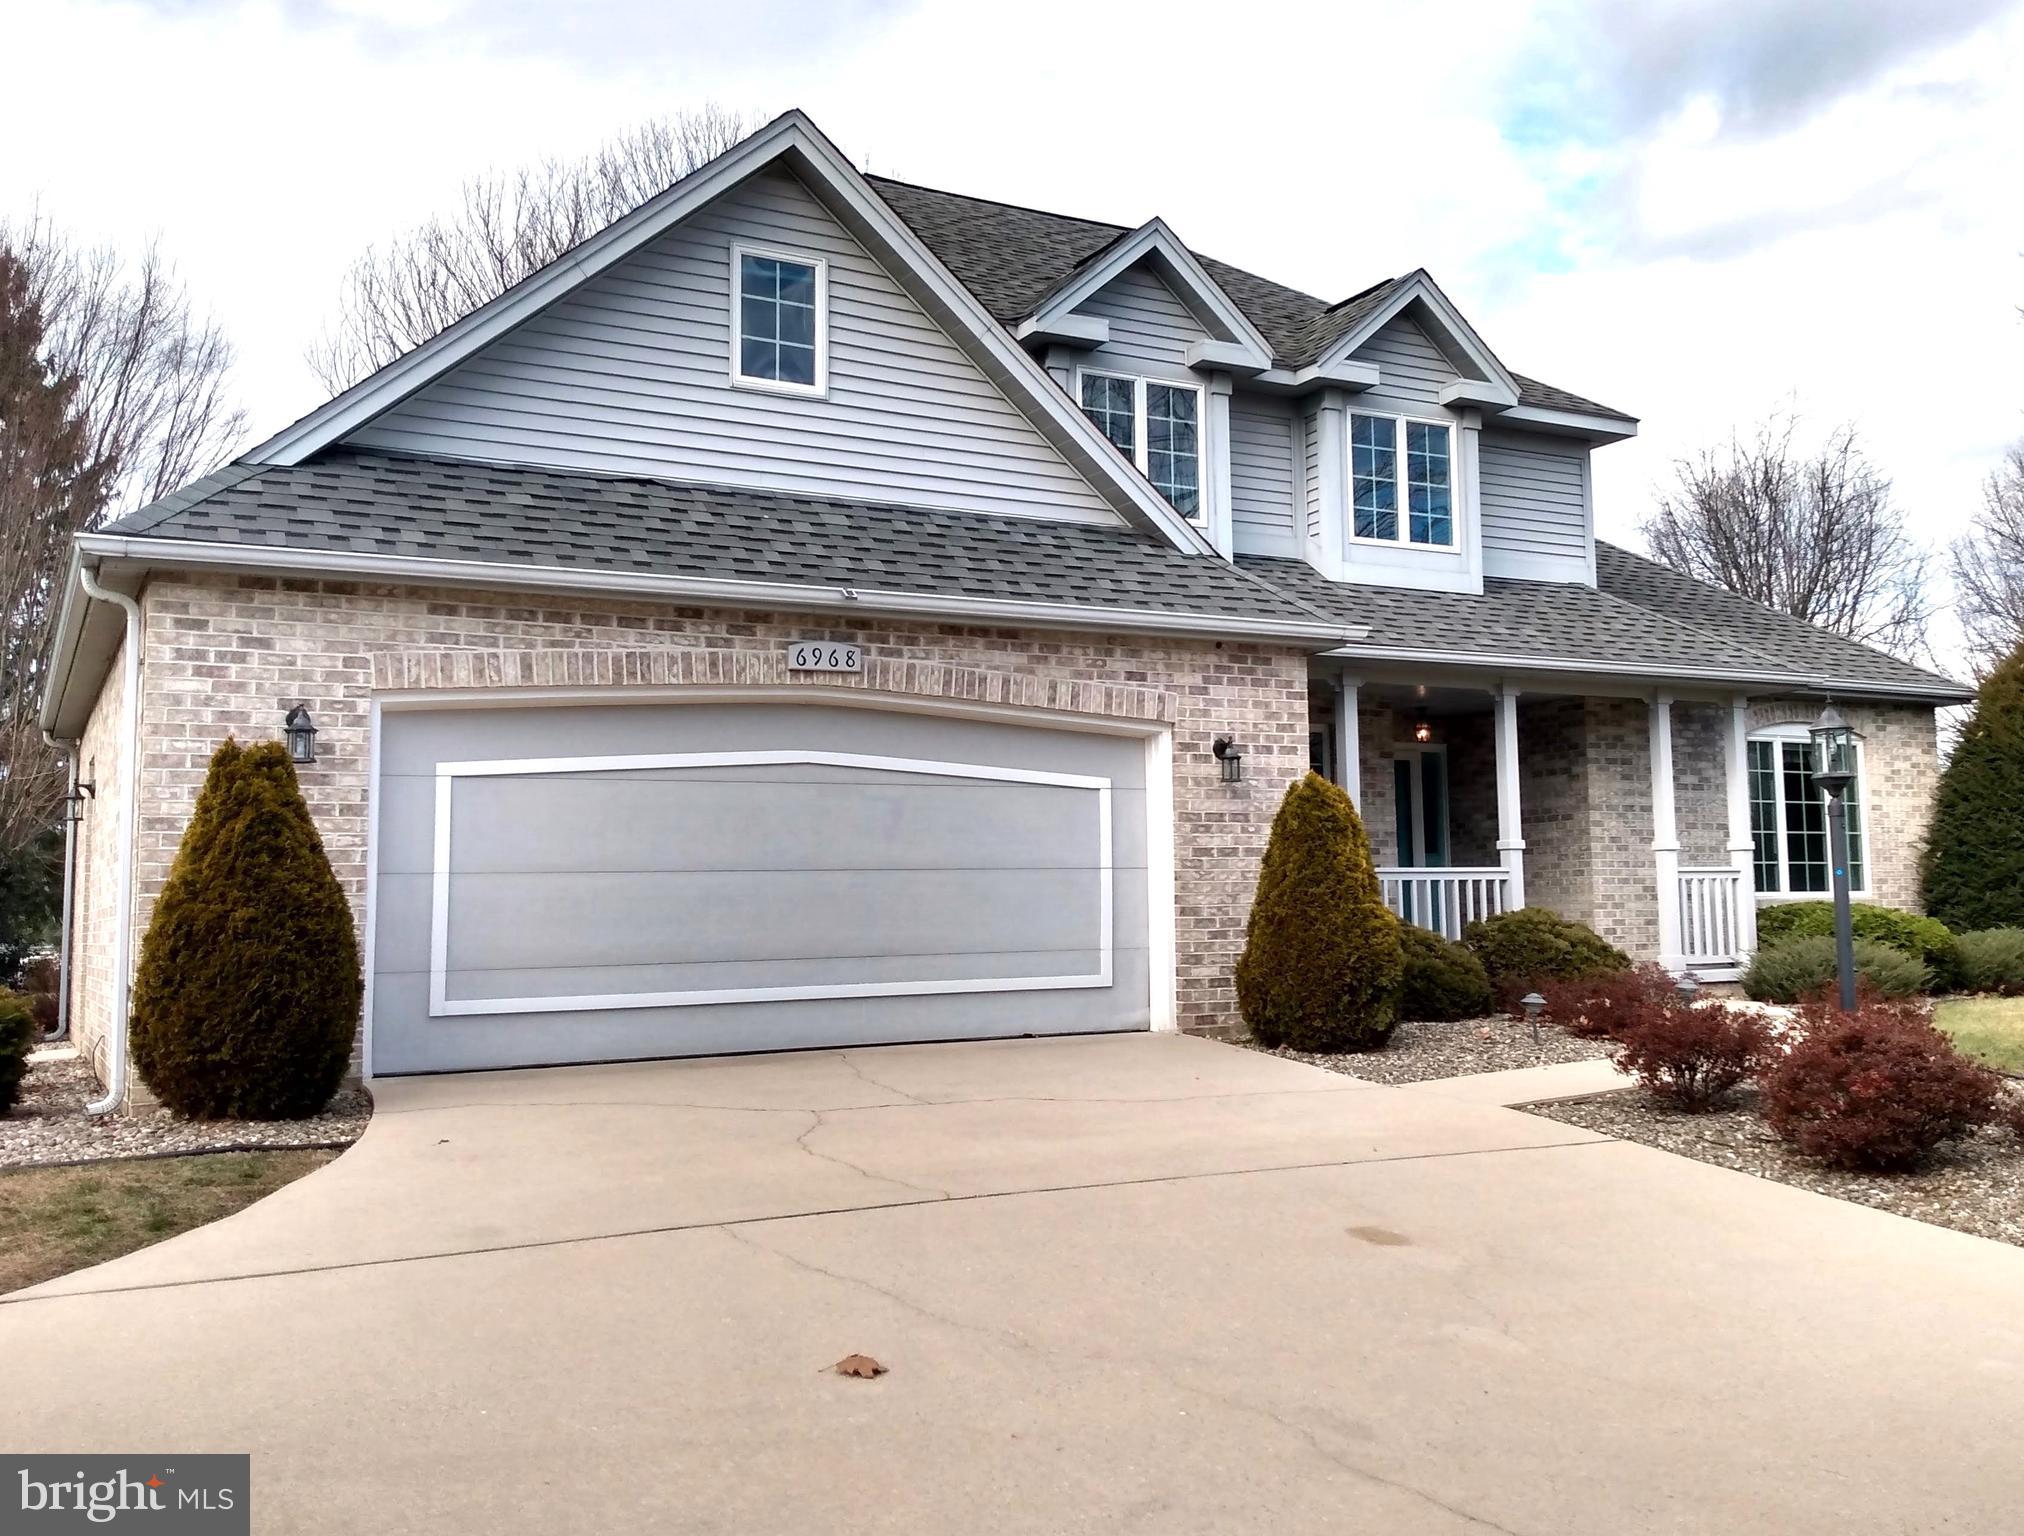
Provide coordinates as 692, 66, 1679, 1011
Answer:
831, 1354, 887, 1378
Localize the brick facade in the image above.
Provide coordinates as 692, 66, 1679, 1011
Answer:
66, 573, 1312, 1090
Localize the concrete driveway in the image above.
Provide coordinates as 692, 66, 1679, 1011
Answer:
4, 1033, 2021, 1534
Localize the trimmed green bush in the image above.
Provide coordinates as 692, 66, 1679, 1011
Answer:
1235, 772, 1403, 1052
1956, 929, 2024, 996
0, 991, 33, 1115
1923, 641, 2024, 932
1463, 907, 1630, 994
1742, 936, 1929, 1004
1396, 925, 1494, 1022
129, 739, 362, 1119
1755, 901, 1961, 991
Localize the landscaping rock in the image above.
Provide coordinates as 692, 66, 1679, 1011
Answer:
1249, 1013, 1612, 1085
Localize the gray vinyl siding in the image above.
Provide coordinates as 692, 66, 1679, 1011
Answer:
349, 167, 1118, 525
1075, 265, 1208, 371
1302, 407, 1322, 543
1353, 316, 1458, 405
1479, 430, 1592, 581
1230, 396, 1299, 556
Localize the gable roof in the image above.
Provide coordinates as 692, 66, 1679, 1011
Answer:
865, 176, 1633, 422
1241, 545, 1967, 700
240, 111, 1218, 558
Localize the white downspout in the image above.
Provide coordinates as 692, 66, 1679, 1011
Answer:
42, 736, 79, 1042
76, 565, 141, 1116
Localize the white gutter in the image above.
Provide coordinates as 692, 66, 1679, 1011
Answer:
74, 532, 1365, 649
76, 565, 141, 1116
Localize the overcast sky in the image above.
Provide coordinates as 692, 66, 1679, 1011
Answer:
6, 0, 2022, 665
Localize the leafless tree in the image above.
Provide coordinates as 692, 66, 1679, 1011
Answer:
0, 221, 244, 858
308, 105, 756, 391
1951, 441, 2024, 671
1642, 415, 1934, 660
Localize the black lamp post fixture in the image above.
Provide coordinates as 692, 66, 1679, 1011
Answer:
283, 703, 319, 765
1212, 736, 1244, 784
1809, 705, 1862, 1010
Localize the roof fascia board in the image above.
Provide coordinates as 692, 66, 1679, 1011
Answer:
1250, 359, 1382, 394
1313, 271, 1519, 396
1324, 641, 1971, 702
1023, 220, 1275, 369
1499, 404, 1639, 442
74, 532, 1365, 649
1441, 378, 1519, 411
1014, 312, 1110, 347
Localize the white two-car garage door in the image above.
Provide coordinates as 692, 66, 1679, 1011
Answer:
368, 699, 1158, 1074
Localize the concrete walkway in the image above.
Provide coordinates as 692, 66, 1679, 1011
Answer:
4, 1032, 2021, 1534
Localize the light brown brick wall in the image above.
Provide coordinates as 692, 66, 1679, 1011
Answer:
66, 573, 1311, 1084
69, 635, 130, 1089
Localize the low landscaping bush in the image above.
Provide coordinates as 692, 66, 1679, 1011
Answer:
1235, 773, 1403, 1053
1741, 936, 1928, 1004
1537, 963, 1683, 1040
0, 991, 34, 1115
1612, 998, 1775, 1112
1396, 924, 1494, 1022
1463, 907, 1630, 1000
1755, 901, 1961, 990
1763, 996, 2005, 1170
1955, 929, 2024, 997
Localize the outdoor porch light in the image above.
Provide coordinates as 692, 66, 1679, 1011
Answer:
1809, 705, 1861, 793
1413, 715, 1433, 744
1212, 736, 1244, 783
282, 703, 319, 765
63, 780, 96, 824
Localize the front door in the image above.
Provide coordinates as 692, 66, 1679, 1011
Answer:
1392, 747, 1450, 867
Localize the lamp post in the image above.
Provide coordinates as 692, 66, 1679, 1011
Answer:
1809, 706, 1862, 1011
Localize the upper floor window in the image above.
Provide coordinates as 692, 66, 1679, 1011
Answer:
1351, 413, 1453, 548
1077, 370, 1202, 519
1748, 732, 1867, 897
732, 246, 826, 394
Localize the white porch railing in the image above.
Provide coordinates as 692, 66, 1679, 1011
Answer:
1378, 867, 1511, 942
1678, 867, 1745, 967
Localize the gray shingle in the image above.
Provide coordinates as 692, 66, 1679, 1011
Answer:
103, 451, 1339, 630
868, 176, 1634, 421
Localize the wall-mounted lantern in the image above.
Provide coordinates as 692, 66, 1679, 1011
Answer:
283, 703, 319, 765
1212, 736, 1244, 784
64, 780, 97, 824
1413, 715, 1433, 744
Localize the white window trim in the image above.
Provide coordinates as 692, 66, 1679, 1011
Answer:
728, 243, 829, 398
1074, 366, 1206, 523
1748, 725, 1872, 903
1346, 410, 1461, 553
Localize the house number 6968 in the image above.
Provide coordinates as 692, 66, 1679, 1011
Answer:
787, 641, 864, 673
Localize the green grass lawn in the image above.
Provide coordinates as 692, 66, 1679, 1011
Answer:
0, 1149, 336, 1297
1936, 996, 2024, 1075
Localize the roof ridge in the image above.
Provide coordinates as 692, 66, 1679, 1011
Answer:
864, 172, 1130, 238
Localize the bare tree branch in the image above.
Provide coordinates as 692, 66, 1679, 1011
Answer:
1641, 413, 1935, 661
307, 105, 757, 392
1952, 441, 2024, 673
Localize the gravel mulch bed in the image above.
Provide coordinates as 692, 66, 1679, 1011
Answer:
1531, 1086, 2024, 1248
1248, 1013, 1613, 1085
1, 1049, 371, 1171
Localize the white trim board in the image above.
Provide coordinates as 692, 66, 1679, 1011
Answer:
425, 748, 1116, 1018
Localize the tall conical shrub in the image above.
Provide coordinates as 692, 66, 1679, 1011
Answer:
1235, 771, 1403, 1051
1922, 642, 2024, 932
130, 739, 361, 1118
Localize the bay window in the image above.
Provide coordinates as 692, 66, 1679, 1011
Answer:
1077, 370, 1203, 519
1748, 732, 1867, 896
1350, 413, 1454, 548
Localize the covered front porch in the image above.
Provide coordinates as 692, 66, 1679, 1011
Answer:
1308, 668, 1762, 978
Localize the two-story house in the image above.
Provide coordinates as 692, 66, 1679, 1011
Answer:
38, 111, 1968, 1095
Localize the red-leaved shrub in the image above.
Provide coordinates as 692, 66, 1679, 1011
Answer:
1612, 999, 1775, 1111
1762, 996, 2003, 1170
1536, 963, 1681, 1040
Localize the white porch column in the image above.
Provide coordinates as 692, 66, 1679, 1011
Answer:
1494, 682, 1526, 911
1724, 694, 1760, 957
1332, 674, 1361, 810
1649, 692, 1685, 971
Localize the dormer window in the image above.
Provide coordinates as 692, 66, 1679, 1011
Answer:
1351, 413, 1454, 548
731, 246, 826, 395
1077, 370, 1202, 519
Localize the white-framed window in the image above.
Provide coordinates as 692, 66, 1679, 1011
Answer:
1076, 369, 1203, 520
1748, 727, 1868, 898
1349, 412, 1455, 548
730, 244, 827, 395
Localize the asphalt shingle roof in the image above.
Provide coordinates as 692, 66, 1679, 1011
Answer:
1240, 548, 1965, 697
867, 176, 1633, 421
105, 451, 1337, 629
